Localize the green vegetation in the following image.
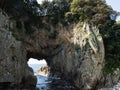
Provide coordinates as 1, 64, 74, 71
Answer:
65, 0, 116, 28
65, 0, 120, 74
0, 0, 40, 17
39, 0, 70, 24
103, 22, 120, 74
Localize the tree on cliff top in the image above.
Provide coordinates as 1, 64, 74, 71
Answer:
65, 0, 120, 73
0, 0, 40, 16
65, 0, 117, 29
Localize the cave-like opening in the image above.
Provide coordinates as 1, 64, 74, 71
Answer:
27, 57, 79, 90
27, 58, 50, 89
27, 58, 49, 76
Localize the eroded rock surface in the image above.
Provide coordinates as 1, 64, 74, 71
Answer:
0, 9, 119, 90
36, 66, 50, 76
23, 22, 105, 89
0, 10, 36, 89
48, 23, 105, 90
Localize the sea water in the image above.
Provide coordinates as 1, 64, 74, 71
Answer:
28, 64, 79, 90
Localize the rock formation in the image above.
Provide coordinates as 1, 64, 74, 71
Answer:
36, 66, 50, 76
48, 23, 105, 90
0, 8, 119, 90
0, 10, 37, 89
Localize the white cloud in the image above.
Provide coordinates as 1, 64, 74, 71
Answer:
28, 58, 47, 65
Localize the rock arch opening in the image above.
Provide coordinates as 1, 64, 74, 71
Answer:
27, 58, 50, 89
27, 58, 48, 74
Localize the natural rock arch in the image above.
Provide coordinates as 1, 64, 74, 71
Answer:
22, 22, 105, 89
0, 11, 105, 90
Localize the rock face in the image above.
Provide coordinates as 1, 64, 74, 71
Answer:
49, 23, 105, 90
0, 9, 119, 90
0, 11, 25, 83
36, 66, 50, 76
23, 21, 105, 89
0, 10, 37, 89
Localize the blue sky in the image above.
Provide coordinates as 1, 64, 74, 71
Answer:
105, 0, 120, 20
106, 0, 120, 11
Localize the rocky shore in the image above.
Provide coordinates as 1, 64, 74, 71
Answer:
36, 66, 50, 77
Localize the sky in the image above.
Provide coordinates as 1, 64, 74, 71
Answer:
28, 58, 47, 64
37, 0, 52, 4
37, 0, 120, 21
105, 0, 120, 20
